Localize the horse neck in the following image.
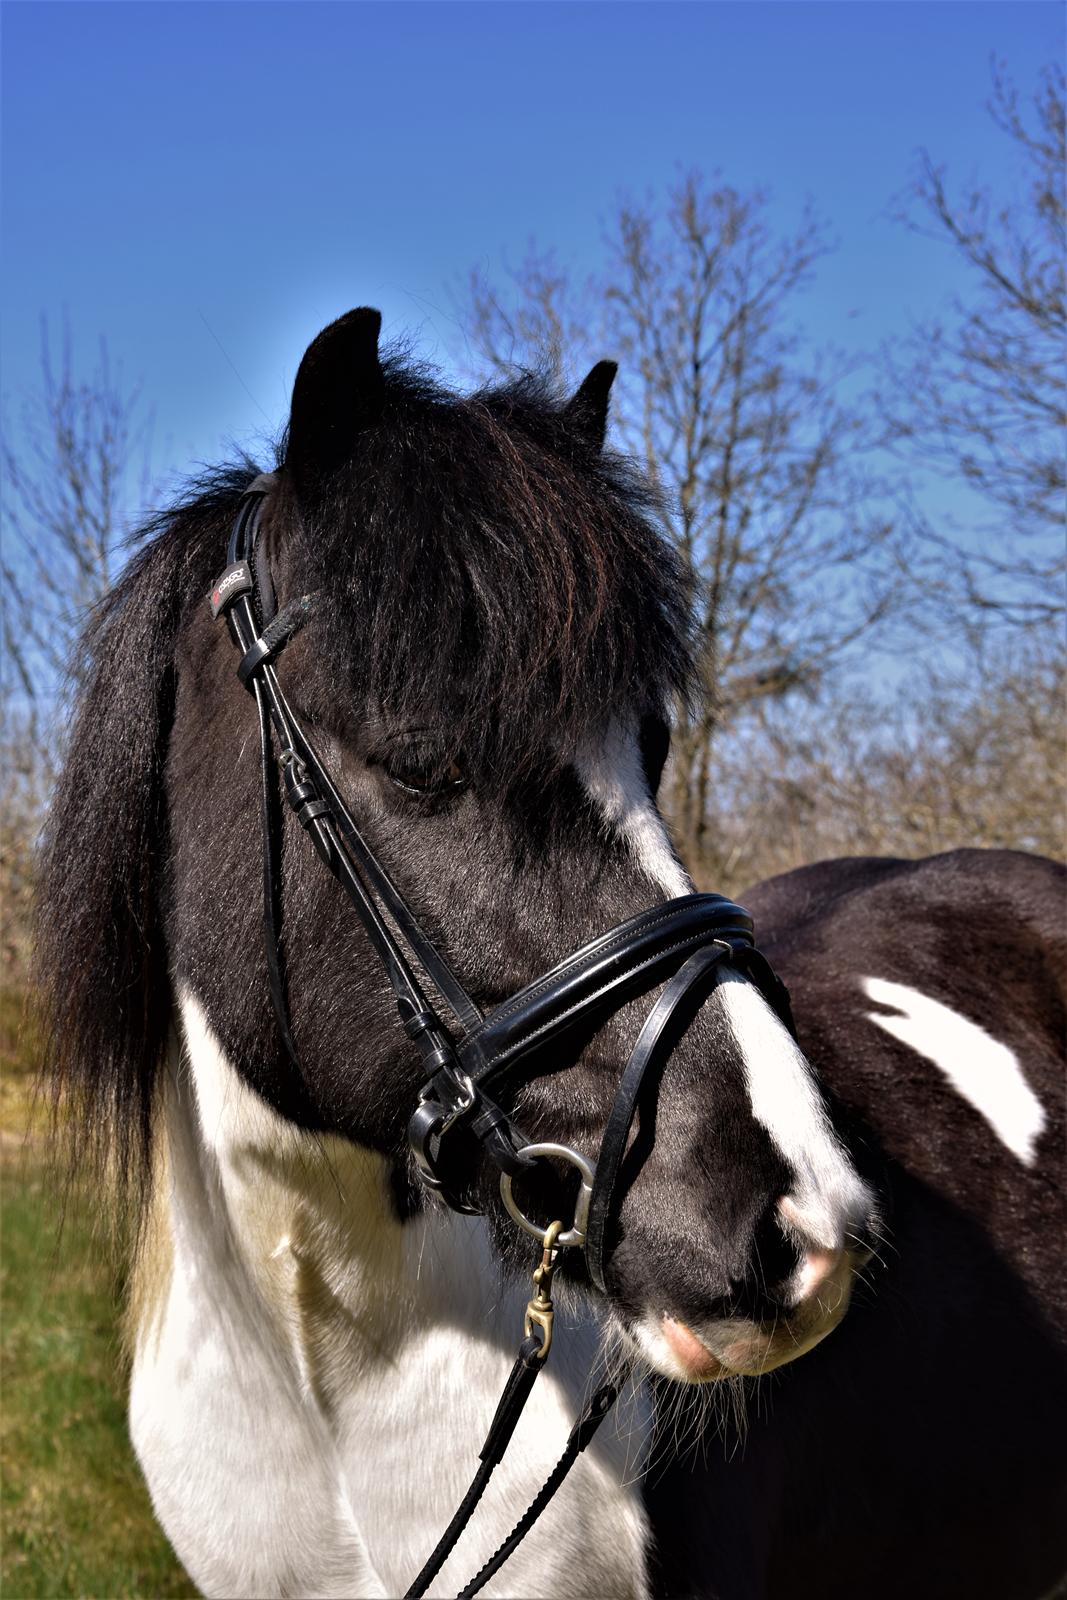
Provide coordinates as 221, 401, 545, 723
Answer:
130, 988, 652, 1599
138, 989, 516, 1376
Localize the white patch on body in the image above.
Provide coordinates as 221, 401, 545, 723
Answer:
129, 992, 651, 1599
862, 976, 1048, 1166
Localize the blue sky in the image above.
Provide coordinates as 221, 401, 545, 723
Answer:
2, 1, 1061, 501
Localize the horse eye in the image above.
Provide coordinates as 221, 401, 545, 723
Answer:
383, 749, 467, 797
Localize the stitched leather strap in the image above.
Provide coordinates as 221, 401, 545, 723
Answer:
237, 595, 317, 685
459, 895, 754, 1091
274, 687, 484, 1040
454, 1375, 623, 1599
215, 482, 483, 1089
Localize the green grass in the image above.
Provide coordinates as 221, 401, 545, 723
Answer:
1, 988, 193, 1599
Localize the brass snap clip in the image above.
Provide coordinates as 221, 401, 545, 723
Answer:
524, 1219, 563, 1362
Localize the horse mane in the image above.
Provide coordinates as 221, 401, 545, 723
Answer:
36, 458, 264, 1219
35, 347, 693, 1218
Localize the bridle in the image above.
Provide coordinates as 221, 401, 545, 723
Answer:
210, 473, 797, 1595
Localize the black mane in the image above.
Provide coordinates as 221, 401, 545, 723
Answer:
36, 347, 692, 1212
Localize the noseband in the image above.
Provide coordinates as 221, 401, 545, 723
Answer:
210, 474, 797, 1593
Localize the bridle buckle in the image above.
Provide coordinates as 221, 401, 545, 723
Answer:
430, 1069, 476, 1139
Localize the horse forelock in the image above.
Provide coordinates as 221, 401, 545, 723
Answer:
281, 357, 692, 786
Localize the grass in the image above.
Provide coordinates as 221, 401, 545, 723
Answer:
1, 987, 193, 1599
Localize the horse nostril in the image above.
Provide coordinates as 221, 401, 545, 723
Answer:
777, 1192, 878, 1264
795, 1246, 843, 1301
721, 1198, 804, 1318
752, 1197, 803, 1288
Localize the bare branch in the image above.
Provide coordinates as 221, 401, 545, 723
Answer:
457, 173, 901, 872
881, 60, 1066, 632
1, 318, 152, 974
700, 635, 1066, 892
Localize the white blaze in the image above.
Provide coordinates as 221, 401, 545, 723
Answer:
574, 722, 690, 897
717, 970, 875, 1249
576, 725, 874, 1252
863, 976, 1047, 1167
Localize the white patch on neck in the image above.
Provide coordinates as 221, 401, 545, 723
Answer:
574, 722, 690, 897
862, 976, 1047, 1166
717, 970, 875, 1250
129, 990, 651, 1599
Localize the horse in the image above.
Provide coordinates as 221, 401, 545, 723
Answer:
35, 309, 1063, 1598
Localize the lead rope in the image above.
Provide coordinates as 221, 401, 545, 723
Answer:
405, 1222, 625, 1599
455, 1375, 621, 1600
403, 1224, 561, 1597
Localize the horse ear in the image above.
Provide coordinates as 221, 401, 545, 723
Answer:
564, 360, 617, 448
286, 307, 384, 486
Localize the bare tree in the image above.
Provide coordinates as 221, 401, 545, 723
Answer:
699, 634, 1065, 897
1, 321, 151, 979
465, 174, 899, 873
883, 61, 1066, 631
2, 321, 152, 769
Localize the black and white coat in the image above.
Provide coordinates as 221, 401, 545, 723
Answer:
37, 311, 1065, 1599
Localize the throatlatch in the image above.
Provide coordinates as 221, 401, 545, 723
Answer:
211, 475, 798, 1593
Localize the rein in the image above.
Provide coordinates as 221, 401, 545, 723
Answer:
209, 473, 797, 1594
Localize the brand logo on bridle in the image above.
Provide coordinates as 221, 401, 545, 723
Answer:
207, 561, 252, 619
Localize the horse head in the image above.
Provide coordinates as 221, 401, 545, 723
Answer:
40, 308, 879, 1394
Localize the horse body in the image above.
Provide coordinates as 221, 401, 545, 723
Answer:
649, 850, 1067, 1600
36, 309, 1064, 1598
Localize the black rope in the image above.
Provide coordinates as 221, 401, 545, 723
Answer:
405, 1455, 500, 1600
405, 1335, 546, 1599
456, 1377, 622, 1599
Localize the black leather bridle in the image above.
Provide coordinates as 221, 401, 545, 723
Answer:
210, 474, 797, 1595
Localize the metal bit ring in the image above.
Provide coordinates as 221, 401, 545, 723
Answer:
500, 1142, 596, 1249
